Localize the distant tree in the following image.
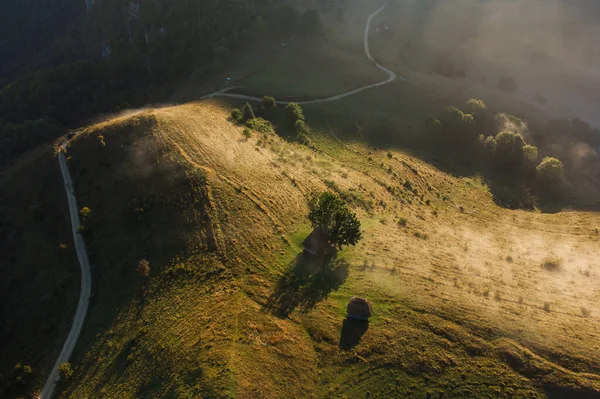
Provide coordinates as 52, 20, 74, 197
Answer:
427, 118, 442, 134
79, 206, 91, 219
478, 135, 497, 164
494, 131, 526, 173
300, 9, 323, 37
441, 106, 464, 128
242, 102, 255, 121
263, 95, 276, 109
440, 106, 476, 141
523, 145, 539, 163
136, 259, 150, 277
295, 119, 311, 144
285, 102, 305, 128
308, 192, 362, 249
58, 362, 73, 380
465, 99, 486, 116
230, 108, 243, 123
536, 157, 564, 190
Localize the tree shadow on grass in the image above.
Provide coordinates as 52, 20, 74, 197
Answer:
339, 318, 369, 350
266, 251, 349, 318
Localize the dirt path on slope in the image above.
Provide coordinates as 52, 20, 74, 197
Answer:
206, 5, 405, 105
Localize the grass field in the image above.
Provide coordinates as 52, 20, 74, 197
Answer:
45, 97, 600, 398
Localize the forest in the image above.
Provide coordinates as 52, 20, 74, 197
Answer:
0, 0, 325, 165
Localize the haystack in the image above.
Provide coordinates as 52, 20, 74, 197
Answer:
346, 297, 373, 320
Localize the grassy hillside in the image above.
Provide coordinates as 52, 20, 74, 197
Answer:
49, 99, 600, 398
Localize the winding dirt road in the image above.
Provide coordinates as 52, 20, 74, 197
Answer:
206, 5, 404, 105
40, 5, 396, 398
39, 146, 92, 399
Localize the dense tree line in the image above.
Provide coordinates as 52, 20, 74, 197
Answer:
428, 99, 578, 205
0, 1, 324, 166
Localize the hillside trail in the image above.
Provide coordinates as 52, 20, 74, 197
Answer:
39, 5, 397, 399
205, 5, 405, 105
39, 144, 92, 399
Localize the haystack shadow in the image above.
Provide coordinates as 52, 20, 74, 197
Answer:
339, 318, 369, 350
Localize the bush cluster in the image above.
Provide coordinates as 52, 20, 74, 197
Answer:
431, 99, 565, 196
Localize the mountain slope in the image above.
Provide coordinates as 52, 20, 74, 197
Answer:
49, 99, 600, 398
0, 145, 79, 398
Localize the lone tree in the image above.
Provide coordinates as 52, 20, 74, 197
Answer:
58, 362, 73, 380
465, 99, 486, 116
262, 95, 276, 109
308, 192, 361, 249
242, 102, 255, 122
285, 102, 305, 128
136, 259, 150, 277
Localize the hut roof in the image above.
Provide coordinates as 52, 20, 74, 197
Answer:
347, 297, 373, 319
302, 227, 329, 255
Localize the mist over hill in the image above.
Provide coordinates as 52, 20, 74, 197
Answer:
374, 0, 600, 125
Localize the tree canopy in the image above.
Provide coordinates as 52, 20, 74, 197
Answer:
308, 192, 361, 249
494, 131, 526, 172
536, 157, 564, 189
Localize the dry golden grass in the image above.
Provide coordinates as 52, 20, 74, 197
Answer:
55, 99, 600, 398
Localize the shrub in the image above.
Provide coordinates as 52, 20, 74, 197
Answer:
480, 135, 496, 156
136, 259, 150, 277
397, 217, 408, 227
494, 131, 526, 172
523, 145, 538, 163
295, 119, 310, 135
414, 231, 428, 240
58, 362, 73, 380
536, 157, 564, 191
242, 102, 255, 121
581, 307, 591, 317
246, 117, 274, 133
427, 118, 442, 134
230, 108, 243, 123
285, 102, 305, 128
465, 99, 486, 116
541, 256, 560, 271
387, 151, 393, 159
462, 113, 475, 126
242, 128, 252, 139
441, 106, 465, 130
262, 95, 276, 109
79, 206, 91, 219
440, 106, 476, 140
